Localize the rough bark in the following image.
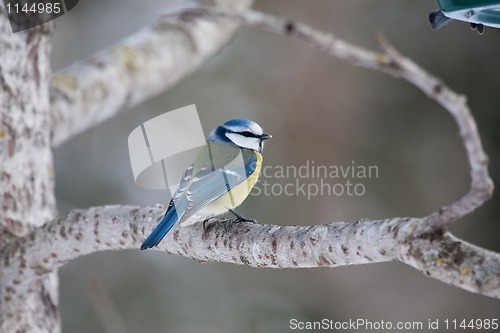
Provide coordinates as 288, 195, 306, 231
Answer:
0, 6, 60, 333
7, 205, 498, 297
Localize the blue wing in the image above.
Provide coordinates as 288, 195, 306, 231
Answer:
140, 144, 257, 250
176, 148, 257, 223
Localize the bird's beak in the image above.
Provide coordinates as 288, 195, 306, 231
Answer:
260, 133, 272, 141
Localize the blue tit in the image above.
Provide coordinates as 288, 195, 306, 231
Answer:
140, 118, 272, 250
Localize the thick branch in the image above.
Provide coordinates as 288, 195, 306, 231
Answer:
49, 0, 252, 147
4, 205, 499, 298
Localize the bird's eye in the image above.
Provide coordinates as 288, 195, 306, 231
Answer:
241, 131, 254, 137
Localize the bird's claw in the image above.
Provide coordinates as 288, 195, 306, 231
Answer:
235, 216, 256, 224
203, 209, 258, 232
223, 217, 257, 231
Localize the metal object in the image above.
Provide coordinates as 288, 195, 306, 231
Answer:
430, 0, 500, 33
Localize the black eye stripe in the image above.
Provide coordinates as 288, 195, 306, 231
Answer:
241, 131, 254, 137
227, 129, 256, 138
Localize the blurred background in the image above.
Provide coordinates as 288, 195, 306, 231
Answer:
51, 1, 500, 332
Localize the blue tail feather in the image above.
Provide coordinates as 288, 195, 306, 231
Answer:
140, 207, 179, 250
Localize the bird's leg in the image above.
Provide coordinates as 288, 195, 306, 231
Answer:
228, 209, 256, 224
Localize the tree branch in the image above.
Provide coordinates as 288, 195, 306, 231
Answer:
376, 36, 493, 230
5, 205, 498, 298
49, 0, 252, 147
44, 8, 500, 298
1, 9, 497, 333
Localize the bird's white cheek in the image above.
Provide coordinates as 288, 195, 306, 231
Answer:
226, 133, 260, 151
